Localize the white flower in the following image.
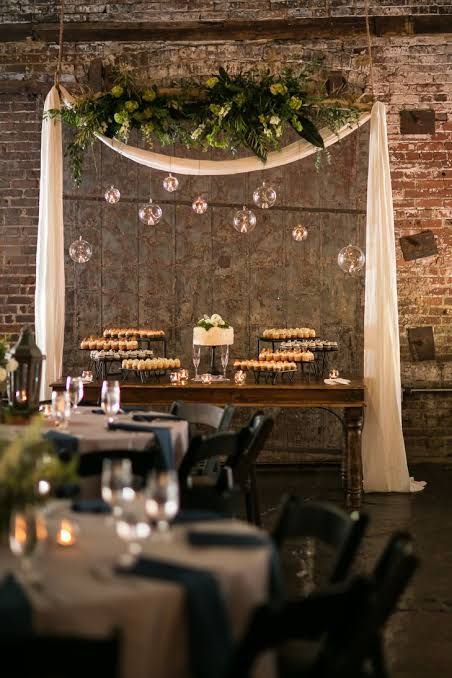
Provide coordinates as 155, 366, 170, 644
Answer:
6, 358, 18, 372
210, 314, 223, 326
0, 367, 7, 382
270, 115, 281, 127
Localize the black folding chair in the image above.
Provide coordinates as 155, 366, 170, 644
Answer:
0, 631, 120, 678
169, 401, 235, 432
272, 495, 369, 584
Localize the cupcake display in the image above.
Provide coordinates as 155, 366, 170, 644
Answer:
259, 349, 315, 363
103, 328, 165, 339
233, 359, 297, 372
122, 358, 181, 371
262, 327, 316, 340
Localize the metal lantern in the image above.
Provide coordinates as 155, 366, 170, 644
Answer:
8, 327, 44, 411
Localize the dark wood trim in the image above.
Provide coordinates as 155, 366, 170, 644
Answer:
1, 16, 451, 44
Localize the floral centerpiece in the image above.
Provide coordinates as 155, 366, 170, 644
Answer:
193, 314, 234, 347
0, 338, 18, 394
0, 418, 78, 534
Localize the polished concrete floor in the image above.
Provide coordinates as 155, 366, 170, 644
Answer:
257, 463, 452, 678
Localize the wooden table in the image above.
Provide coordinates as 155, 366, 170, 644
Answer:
52, 379, 366, 508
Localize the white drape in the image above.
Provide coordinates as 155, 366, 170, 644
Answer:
35, 86, 65, 400
363, 102, 425, 493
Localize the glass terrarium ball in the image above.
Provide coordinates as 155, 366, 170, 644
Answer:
104, 185, 121, 204
292, 225, 308, 242
337, 245, 366, 274
192, 195, 208, 214
163, 173, 179, 192
69, 236, 93, 264
253, 181, 277, 209
233, 205, 257, 234
138, 199, 163, 225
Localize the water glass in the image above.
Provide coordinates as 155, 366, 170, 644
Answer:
101, 458, 134, 518
115, 494, 150, 567
101, 380, 120, 423
51, 390, 71, 428
66, 376, 84, 413
192, 345, 201, 380
9, 508, 47, 579
220, 345, 229, 379
146, 470, 179, 534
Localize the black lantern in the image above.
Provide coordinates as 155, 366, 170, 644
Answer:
8, 327, 44, 411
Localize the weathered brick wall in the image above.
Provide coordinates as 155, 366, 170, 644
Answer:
0, 1, 451, 461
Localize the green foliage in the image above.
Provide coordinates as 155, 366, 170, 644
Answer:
49, 65, 368, 185
0, 418, 79, 520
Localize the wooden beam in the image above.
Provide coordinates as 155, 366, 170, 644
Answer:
0, 15, 451, 44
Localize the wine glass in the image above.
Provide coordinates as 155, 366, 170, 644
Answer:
101, 458, 134, 518
192, 345, 201, 381
115, 493, 151, 567
66, 376, 84, 414
220, 345, 229, 380
51, 390, 71, 429
145, 470, 179, 535
9, 508, 46, 581
101, 380, 120, 424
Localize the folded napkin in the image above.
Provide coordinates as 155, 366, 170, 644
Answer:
173, 509, 227, 524
72, 498, 111, 514
91, 408, 125, 415
187, 530, 284, 602
0, 575, 33, 636
44, 430, 79, 456
324, 378, 351, 385
107, 422, 174, 470
132, 412, 184, 422
116, 557, 232, 678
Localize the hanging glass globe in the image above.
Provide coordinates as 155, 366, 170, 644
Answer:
163, 173, 179, 192
253, 180, 277, 209
292, 225, 308, 242
104, 185, 120, 204
233, 205, 257, 234
337, 244, 366, 274
192, 195, 208, 215
69, 235, 92, 264
138, 198, 162, 225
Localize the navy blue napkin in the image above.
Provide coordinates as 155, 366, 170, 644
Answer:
72, 498, 111, 514
116, 557, 232, 678
0, 575, 33, 636
173, 509, 227, 524
132, 413, 184, 422
187, 531, 284, 602
44, 430, 79, 455
107, 422, 174, 470
91, 408, 125, 415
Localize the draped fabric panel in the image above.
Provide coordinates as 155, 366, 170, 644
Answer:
363, 102, 425, 493
35, 86, 65, 399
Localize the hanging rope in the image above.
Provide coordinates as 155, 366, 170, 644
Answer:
364, 0, 376, 98
54, 0, 65, 86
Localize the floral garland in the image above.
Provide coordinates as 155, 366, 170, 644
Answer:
51, 65, 369, 185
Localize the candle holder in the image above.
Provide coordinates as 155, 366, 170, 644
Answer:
234, 370, 247, 385
169, 371, 181, 385
179, 369, 189, 384
200, 373, 213, 384
55, 518, 79, 547
329, 368, 340, 380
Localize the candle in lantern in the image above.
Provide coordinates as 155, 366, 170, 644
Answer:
15, 389, 28, 404
56, 519, 78, 547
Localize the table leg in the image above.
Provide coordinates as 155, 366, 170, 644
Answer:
344, 407, 364, 510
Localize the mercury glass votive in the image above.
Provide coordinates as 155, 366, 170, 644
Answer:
56, 518, 79, 547
169, 371, 181, 385
234, 370, 247, 385
179, 369, 189, 383
329, 368, 340, 379
200, 373, 212, 384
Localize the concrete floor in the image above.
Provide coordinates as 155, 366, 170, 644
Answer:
257, 463, 452, 678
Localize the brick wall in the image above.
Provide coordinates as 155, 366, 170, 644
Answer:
0, 1, 451, 461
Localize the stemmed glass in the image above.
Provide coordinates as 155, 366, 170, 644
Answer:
101, 458, 135, 518
192, 345, 201, 381
115, 493, 150, 567
220, 345, 229, 380
101, 380, 120, 424
9, 508, 46, 581
145, 470, 179, 536
66, 376, 84, 414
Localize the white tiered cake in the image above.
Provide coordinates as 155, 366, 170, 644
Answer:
193, 314, 234, 346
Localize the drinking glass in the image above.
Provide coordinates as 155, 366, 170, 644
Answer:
145, 470, 179, 534
9, 508, 46, 580
101, 380, 120, 423
192, 345, 201, 380
220, 345, 229, 379
115, 494, 151, 567
51, 390, 71, 429
66, 376, 84, 414
101, 458, 134, 518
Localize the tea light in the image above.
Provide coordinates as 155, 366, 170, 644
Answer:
329, 368, 340, 380
56, 518, 79, 547
200, 373, 212, 384
15, 389, 28, 404
81, 370, 93, 382
179, 368, 189, 383
169, 371, 180, 385
234, 370, 247, 385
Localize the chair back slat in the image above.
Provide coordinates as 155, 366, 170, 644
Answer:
170, 401, 235, 430
178, 430, 242, 486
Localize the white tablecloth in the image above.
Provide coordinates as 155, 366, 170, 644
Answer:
0, 511, 275, 678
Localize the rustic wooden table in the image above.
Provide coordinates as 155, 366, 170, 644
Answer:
51, 379, 366, 508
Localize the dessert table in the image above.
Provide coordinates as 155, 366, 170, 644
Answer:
0, 510, 277, 678
51, 380, 366, 508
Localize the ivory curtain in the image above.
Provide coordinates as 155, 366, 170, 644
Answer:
35, 86, 65, 399
36, 91, 423, 493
